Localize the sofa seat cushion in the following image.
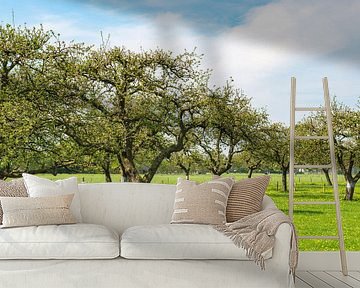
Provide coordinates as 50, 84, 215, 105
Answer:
121, 224, 272, 260
0, 223, 119, 259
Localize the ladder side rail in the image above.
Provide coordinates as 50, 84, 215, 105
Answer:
323, 77, 348, 276
289, 77, 296, 220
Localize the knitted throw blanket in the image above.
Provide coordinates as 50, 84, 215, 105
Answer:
214, 208, 298, 277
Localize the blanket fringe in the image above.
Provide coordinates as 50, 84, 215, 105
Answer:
214, 209, 298, 276
214, 225, 266, 270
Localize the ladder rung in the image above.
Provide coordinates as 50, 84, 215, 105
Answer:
294, 136, 328, 140
295, 107, 325, 112
294, 164, 332, 169
294, 201, 336, 205
298, 236, 338, 240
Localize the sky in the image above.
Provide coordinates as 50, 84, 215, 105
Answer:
0, 0, 359, 123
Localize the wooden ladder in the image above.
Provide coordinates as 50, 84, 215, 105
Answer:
289, 77, 348, 275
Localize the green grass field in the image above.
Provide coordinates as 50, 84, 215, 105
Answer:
38, 172, 359, 251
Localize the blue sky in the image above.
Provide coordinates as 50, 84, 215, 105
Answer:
1, 0, 359, 123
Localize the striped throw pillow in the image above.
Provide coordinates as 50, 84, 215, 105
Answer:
226, 176, 270, 222
171, 178, 234, 225
0, 178, 28, 224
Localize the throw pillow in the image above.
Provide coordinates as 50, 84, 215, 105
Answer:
171, 178, 234, 225
22, 173, 82, 222
0, 178, 28, 224
0, 194, 76, 228
226, 176, 270, 222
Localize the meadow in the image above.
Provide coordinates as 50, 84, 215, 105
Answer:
39, 172, 359, 251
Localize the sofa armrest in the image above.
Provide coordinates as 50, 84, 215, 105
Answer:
261, 196, 292, 270
260, 195, 295, 287
267, 219, 295, 288
271, 222, 292, 267
262, 195, 277, 210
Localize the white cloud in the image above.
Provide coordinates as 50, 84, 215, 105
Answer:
33, 1, 360, 124
102, 12, 206, 53
38, 15, 103, 44
232, 0, 360, 65
199, 0, 360, 122
38, 12, 205, 52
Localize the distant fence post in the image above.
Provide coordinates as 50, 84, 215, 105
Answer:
276, 181, 279, 191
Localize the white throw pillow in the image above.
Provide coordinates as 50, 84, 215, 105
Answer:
22, 173, 82, 222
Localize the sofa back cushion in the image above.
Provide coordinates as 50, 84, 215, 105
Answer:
78, 183, 276, 235
78, 183, 176, 235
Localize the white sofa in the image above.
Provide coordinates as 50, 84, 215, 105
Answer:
0, 183, 294, 288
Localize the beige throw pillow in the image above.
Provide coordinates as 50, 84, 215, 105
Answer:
0, 194, 76, 228
226, 176, 270, 222
171, 178, 234, 225
0, 178, 28, 224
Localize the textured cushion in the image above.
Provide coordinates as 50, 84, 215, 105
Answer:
121, 224, 272, 260
23, 173, 82, 222
0, 223, 119, 259
227, 176, 270, 222
0, 194, 76, 228
0, 178, 28, 224
171, 178, 234, 225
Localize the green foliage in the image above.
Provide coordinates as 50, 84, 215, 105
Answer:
1, 23, 358, 192
297, 99, 360, 200
249, 123, 290, 191
194, 81, 268, 176
0, 24, 62, 178
169, 149, 205, 178
234, 150, 263, 178
64, 47, 211, 182
0, 24, 212, 181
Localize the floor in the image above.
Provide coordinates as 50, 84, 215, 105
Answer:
296, 271, 360, 288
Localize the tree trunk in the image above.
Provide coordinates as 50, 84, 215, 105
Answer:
121, 166, 140, 182
247, 168, 254, 178
178, 163, 191, 180
51, 166, 58, 176
337, 152, 359, 201
345, 179, 355, 200
211, 165, 231, 177
117, 154, 140, 182
102, 154, 112, 182
281, 168, 287, 192
104, 168, 112, 182
322, 168, 332, 186
211, 167, 223, 177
